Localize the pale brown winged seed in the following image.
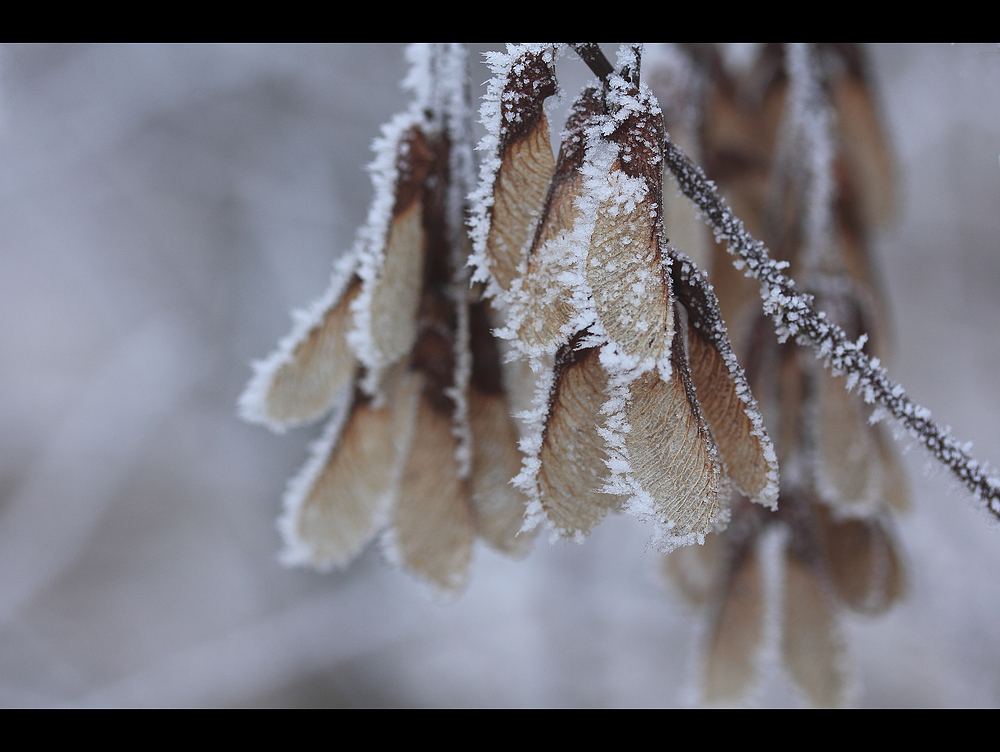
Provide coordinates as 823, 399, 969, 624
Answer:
537, 345, 618, 539
586, 103, 673, 368
367, 128, 431, 371
782, 554, 848, 708
293, 372, 420, 568
673, 257, 777, 505
393, 384, 473, 593
516, 88, 603, 351
485, 52, 557, 292
264, 277, 361, 427
623, 343, 721, 541
703, 546, 764, 705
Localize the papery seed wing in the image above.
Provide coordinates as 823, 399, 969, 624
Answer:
352, 125, 432, 393
671, 251, 779, 508
817, 506, 905, 615
782, 553, 850, 708
814, 369, 882, 513
537, 343, 618, 541
585, 83, 673, 370
702, 543, 764, 705
390, 380, 473, 594
514, 88, 603, 353
471, 47, 557, 294
467, 301, 535, 557
618, 337, 722, 550
279, 369, 421, 569
875, 422, 910, 513
830, 54, 896, 231
239, 260, 361, 432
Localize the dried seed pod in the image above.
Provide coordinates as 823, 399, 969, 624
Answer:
816, 505, 905, 615
702, 541, 764, 705
354, 126, 432, 391
279, 369, 421, 569
672, 251, 779, 507
814, 368, 882, 512
536, 342, 617, 540
661, 526, 723, 606
585, 80, 674, 372
240, 267, 361, 432
514, 87, 603, 353
615, 315, 722, 549
782, 552, 849, 708
390, 375, 473, 594
467, 301, 535, 557
473, 46, 558, 293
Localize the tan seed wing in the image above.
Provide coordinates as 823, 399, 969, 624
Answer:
831, 72, 896, 230
782, 555, 849, 708
815, 369, 881, 511
702, 546, 764, 705
687, 327, 773, 499
484, 52, 557, 292
287, 373, 420, 569
468, 386, 535, 557
624, 360, 721, 544
516, 168, 583, 350
661, 530, 723, 606
359, 126, 434, 383
368, 195, 426, 371
587, 156, 673, 367
537, 346, 617, 540
392, 390, 473, 593
516, 88, 603, 351
818, 507, 905, 615
262, 277, 361, 427
672, 255, 778, 506
875, 423, 910, 512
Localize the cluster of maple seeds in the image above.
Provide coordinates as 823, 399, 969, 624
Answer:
240, 43, 911, 707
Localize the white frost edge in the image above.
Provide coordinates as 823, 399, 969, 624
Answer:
238, 249, 360, 434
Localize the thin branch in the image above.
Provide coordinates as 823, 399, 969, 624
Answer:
661, 136, 1000, 515
570, 43, 614, 81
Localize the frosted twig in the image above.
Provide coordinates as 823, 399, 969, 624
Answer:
660, 136, 1000, 516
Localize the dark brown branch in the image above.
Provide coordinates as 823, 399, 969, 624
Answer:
570, 43, 614, 81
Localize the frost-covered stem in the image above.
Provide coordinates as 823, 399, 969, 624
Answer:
570, 43, 615, 81
662, 135, 1000, 516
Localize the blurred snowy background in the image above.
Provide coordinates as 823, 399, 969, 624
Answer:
0, 43, 998, 707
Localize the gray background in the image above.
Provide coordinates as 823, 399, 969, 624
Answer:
0, 43, 998, 707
